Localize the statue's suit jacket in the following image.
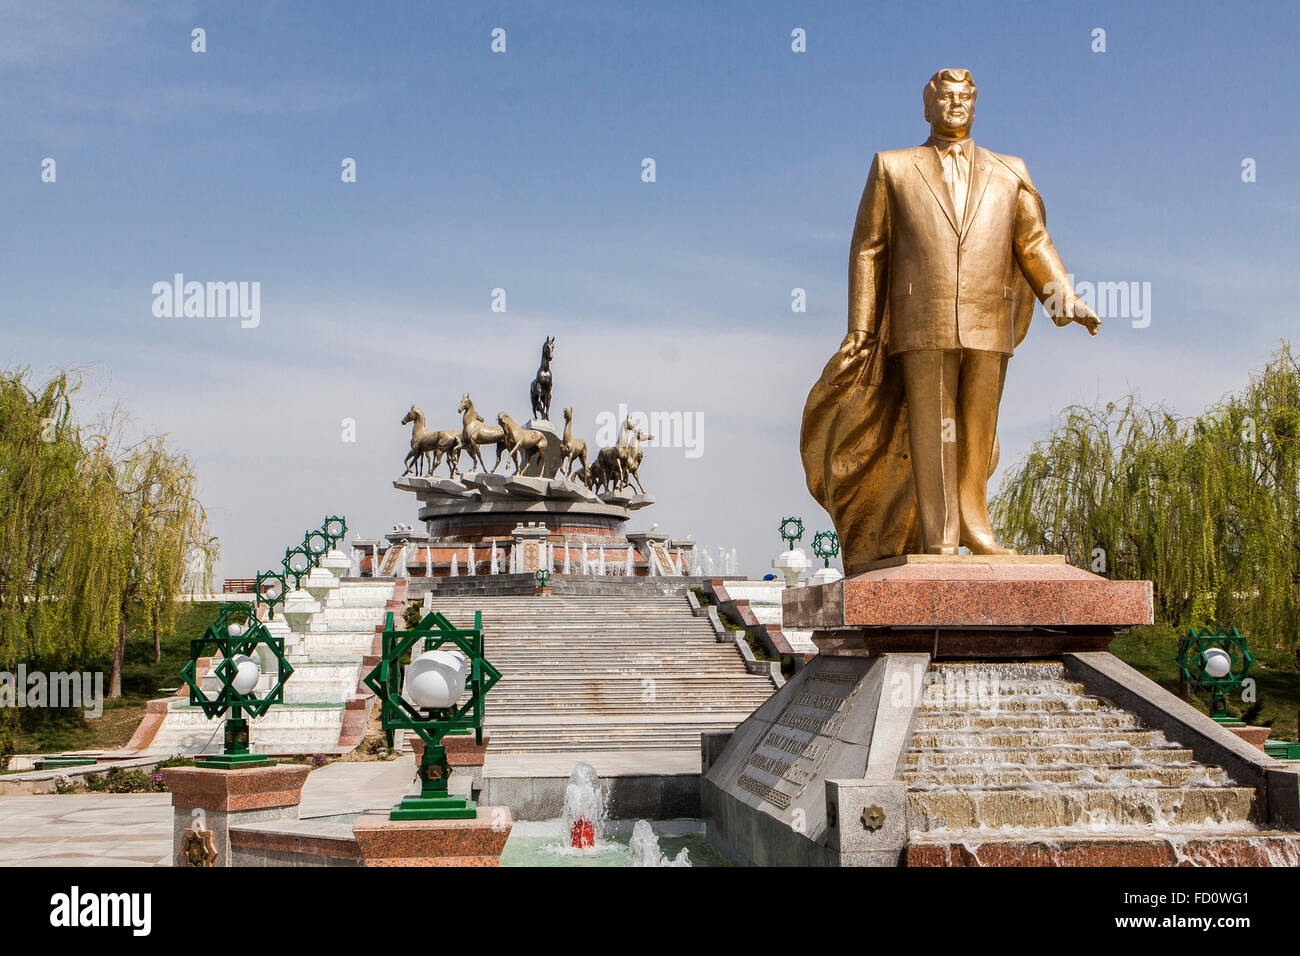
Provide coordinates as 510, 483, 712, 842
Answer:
849, 140, 1073, 356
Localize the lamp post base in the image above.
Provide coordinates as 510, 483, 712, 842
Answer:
195, 753, 274, 769
352, 807, 512, 865
390, 795, 478, 821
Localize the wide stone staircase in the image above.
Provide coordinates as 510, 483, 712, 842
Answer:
903, 661, 1300, 866
140, 579, 396, 755
426, 593, 779, 755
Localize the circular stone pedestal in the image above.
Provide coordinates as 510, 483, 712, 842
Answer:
394, 472, 654, 549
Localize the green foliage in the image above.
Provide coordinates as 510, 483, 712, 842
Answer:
0, 369, 120, 667
151, 754, 195, 770
79, 766, 163, 793
992, 343, 1300, 651
0, 367, 218, 707
11, 602, 221, 760
402, 602, 423, 629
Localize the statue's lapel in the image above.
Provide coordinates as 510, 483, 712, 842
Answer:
913, 147, 959, 233
960, 146, 994, 240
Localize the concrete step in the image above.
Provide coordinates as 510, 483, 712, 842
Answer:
905, 833, 1300, 866
903, 765, 1232, 788
914, 711, 1143, 731
910, 729, 1172, 750
905, 746, 1196, 768
919, 689, 1098, 710
928, 662, 1067, 681
907, 786, 1258, 831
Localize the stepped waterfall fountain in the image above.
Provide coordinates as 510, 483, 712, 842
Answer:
903, 662, 1300, 865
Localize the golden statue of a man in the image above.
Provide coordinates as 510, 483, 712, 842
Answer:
801, 69, 1100, 572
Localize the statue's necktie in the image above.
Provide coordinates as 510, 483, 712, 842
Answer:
944, 143, 969, 226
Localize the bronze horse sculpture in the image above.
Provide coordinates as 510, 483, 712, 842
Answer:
497, 411, 549, 476
617, 417, 653, 495
401, 405, 462, 477
560, 407, 588, 478
458, 394, 509, 474
529, 336, 555, 421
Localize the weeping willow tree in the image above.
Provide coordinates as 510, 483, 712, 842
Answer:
0, 368, 218, 764
103, 435, 217, 698
991, 343, 1300, 650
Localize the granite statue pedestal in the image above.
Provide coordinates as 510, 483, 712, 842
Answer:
162, 764, 311, 867
702, 555, 1161, 866
783, 554, 1153, 659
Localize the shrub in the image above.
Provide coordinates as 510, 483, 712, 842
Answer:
152, 754, 195, 770
402, 603, 423, 629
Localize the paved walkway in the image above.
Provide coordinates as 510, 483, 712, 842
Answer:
0, 793, 173, 866
0, 758, 418, 867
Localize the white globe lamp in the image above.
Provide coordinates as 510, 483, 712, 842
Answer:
1203, 647, 1232, 679
230, 654, 262, 695
405, 650, 470, 710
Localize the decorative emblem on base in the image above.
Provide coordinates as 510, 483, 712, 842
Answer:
181, 819, 218, 867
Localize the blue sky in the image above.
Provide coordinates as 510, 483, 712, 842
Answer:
3, 0, 1298, 580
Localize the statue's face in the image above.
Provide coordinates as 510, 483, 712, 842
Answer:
928, 80, 975, 137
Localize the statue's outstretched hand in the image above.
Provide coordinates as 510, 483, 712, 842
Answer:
1065, 300, 1101, 335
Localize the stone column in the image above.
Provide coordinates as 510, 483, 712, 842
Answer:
161, 764, 311, 867
510, 522, 550, 574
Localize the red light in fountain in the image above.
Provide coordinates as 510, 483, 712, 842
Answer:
570, 817, 595, 849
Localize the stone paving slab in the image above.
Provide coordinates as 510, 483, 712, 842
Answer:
0, 793, 173, 866
0, 759, 422, 866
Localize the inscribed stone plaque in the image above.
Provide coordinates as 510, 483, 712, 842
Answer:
735, 659, 870, 811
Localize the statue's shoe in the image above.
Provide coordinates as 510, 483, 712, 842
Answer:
960, 527, 1016, 556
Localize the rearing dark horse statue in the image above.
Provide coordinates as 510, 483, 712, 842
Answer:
529, 336, 555, 421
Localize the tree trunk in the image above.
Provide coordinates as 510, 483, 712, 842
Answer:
108, 606, 128, 699
153, 623, 161, 665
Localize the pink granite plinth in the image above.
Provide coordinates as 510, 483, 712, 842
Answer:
161, 764, 311, 813
409, 732, 491, 767
784, 555, 1153, 658
351, 807, 512, 866
1227, 726, 1271, 750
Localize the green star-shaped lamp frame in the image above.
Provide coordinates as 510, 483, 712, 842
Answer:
812, 530, 840, 568
179, 602, 295, 768
362, 608, 501, 820
1176, 626, 1256, 721
779, 516, 804, 551
322, 515, 348, 548
282, 544, 314, 588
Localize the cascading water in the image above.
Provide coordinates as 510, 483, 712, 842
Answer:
904, 661, 1300, 865
561, 762, 609, 850
625, 820, 691, 867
